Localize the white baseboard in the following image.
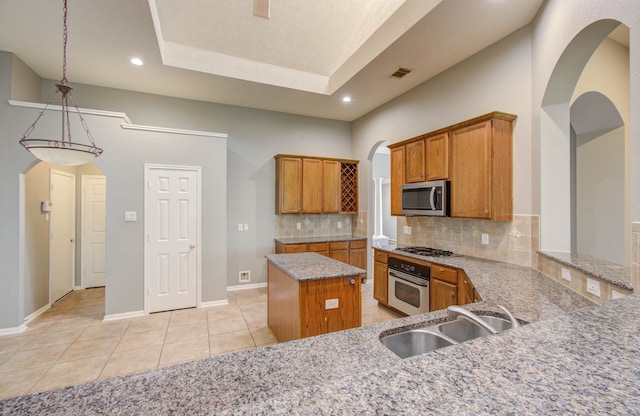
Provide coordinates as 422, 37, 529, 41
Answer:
74, 286, 85, 291
200, 299, 229, 308
0, 324, 27, 337
24, 304, 51, 323
227, 282, 267, 291
103, 310, 145, 321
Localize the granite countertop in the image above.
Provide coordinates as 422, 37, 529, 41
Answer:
6, 251, 639, 415
265, 252, 366, 280
274, 235, 366, 244
538, 250, 633, 291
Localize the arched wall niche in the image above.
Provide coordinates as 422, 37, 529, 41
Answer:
540, 19, 630, 264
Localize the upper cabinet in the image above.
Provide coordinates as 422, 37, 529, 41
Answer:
388, 112, 516, 220
275, 155, 359, 215
390, 146, 405, 216
450, 114, 515, 220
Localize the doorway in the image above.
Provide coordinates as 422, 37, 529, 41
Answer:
49, 169, 75, 303
145, 165, 201, 313
81, 175, 107, 288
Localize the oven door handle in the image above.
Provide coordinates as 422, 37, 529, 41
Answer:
389, 270, 429, 287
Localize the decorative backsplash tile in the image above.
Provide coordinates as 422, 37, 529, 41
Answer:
396, 215, 539, 268
275, 214, 356, 238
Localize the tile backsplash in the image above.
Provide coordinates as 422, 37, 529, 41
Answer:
275, 214, 356, 238
396, 214, 539, 267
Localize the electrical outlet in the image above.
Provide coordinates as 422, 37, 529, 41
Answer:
481, 233, 489, 245
239, 271, 251, 283
296, 223, 301, 230
325, 299, 339, 309
586, 278, 601, 297
403, 225, 412, 235
561, 268, 571, 281
337, 221, 342, 229
243, 223, 248, 231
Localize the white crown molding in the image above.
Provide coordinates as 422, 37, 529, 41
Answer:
121, 123, 228, 138
8, 99, 132, 123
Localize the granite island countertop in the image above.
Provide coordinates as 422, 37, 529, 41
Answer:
6, 252, 640, 415
265, 252, 366, 281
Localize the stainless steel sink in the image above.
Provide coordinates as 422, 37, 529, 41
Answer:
380, 329, 454, 359
380, 307, 522, 358
438, 315, 512, 342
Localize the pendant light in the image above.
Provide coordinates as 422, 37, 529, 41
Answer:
19, 0, 103, 166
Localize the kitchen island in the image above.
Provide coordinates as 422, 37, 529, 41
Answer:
7, 254, 640, 415
266, 252, 365, 342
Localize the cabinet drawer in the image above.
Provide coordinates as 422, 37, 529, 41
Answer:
308, 242, 328, 252
349, 239, 366, 249
431, 264, 458, 284
284, 244, 308, 253
373, 249, 388, 263
329, 241, 349, 250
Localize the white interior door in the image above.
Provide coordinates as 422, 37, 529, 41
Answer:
146, 166, 200, 313
50, 169, 75, 303
81, 175, 106, 288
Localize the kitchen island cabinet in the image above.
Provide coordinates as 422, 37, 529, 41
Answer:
265, 252, 364, 342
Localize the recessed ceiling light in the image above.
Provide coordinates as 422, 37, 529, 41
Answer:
130, 58, 144, 66
342, 96, 352, 103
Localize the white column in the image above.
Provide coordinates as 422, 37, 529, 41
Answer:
372, 177, 388, 240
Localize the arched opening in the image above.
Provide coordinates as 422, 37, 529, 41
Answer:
540, 20, 630, 265
24, 161, 106, 319
571, 92, 625, 264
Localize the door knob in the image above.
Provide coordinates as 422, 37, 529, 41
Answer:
189, 244, 196, 249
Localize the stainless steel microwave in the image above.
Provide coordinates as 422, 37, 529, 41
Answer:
402, 180, 450, 216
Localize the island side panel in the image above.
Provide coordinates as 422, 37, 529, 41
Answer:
299, 275, 362, 338
267, 262, 300, 342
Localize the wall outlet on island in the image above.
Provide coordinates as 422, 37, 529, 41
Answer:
561, 268, 571, 281
403, 226, 412, 235
586, 278, 601, 297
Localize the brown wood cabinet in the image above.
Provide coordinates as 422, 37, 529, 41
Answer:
450, 114, 515, 220
322, 160, 341, 213
405, 139, 426, 183
275, 156, 302, 214
373, 249, 388, 304
425, 132, 450, 180
275, 155, 359, 215
458, 271, 478, 305
267, 261, 361, 342
387, 112, 515, 220
275, 238, 367, 272
390, 146, 405, 216
348, 240, 367, 270
430, 263, 458, 311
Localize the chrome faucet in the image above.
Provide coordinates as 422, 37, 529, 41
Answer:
497, 305, 521, 328
446, 306, 499, 335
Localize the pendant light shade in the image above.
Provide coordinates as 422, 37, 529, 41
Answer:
19, 0, 103, 166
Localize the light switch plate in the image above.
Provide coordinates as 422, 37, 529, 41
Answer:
325, 299, 339, 309
237, 224, 243, 231
561, 268, 571, 281
586, 278, 601, 297
243, 224, 249, 231
124, 211, 137, 222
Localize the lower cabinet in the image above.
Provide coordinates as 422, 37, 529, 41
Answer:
430, 278, 457, 312
373, 249, 389, 305
275, 239, 367, 272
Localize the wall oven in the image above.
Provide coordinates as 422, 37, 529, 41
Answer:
387, 257, 429, 315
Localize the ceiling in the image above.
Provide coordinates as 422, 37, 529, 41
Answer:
0, 0, 546, 121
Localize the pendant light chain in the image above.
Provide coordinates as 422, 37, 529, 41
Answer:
61, 0, 68, 85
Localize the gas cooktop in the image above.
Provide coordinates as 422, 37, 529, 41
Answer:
395, 246, 454, 257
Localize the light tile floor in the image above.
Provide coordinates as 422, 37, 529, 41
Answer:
0, 281, 400, 400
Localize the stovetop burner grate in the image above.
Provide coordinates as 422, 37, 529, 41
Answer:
395, 246, 454, 257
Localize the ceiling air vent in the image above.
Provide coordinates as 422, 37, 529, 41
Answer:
391, 67, 411, 78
